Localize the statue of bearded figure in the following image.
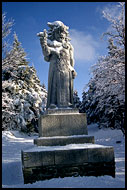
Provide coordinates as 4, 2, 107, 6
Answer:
37, 21, 77, 109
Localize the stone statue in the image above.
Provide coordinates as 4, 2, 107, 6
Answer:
37, 21, 77, 109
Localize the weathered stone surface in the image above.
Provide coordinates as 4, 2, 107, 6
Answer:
23, 162, 115, 184
88, 147, 114, 163
22, 150, 54, 168
22, 142, 115, 184
21, 144, 115, 169
38, 112, 87, 137
45, 108, 79, 114
34, 135, 94, 146
55, 149, 88, 165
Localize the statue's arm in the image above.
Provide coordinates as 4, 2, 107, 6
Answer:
70, 44, 74, 67
39, 30, 51, 62
69, 44, 77, 79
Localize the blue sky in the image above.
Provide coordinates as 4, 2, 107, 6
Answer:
2, 2, 119, 99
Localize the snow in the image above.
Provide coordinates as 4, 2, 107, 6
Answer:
47, 21, 64, 27
50, 46, 63, 54
25, 143, 112, 153
2, 124, 125, 188
38, 134, 93, 139
47, 39, 62, 47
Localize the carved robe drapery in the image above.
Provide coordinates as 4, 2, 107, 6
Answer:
45, 45, 74, 108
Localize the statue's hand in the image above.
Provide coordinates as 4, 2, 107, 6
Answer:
43, 29, 47, 40
37, 29, 47, 46
72, 70, 77, 79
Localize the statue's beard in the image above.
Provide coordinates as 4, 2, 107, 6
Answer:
56, 36, 65, 42
47, 36, 69, 49
55, 38, 68, 49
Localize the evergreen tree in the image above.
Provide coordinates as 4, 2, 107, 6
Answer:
80, 90, 87, 113
2, 33, 47, 133
73, 90, 81, 109
80, 83, 99, 124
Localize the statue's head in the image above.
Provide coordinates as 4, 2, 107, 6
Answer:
47, 21, 70, 43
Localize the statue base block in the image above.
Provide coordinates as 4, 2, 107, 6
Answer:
21, 144, 115, 184
38, 109, 87, 137
34, 135, 94, 146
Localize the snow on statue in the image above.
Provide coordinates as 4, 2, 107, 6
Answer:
37, 21, 77, 109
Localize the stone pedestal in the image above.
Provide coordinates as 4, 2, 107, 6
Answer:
38, 109, 87, 137
21, 108, 115, 184
22, 144, 115, 184
34, 135, 94, 146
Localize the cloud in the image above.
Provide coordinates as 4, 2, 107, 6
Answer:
69, 29, 99, 62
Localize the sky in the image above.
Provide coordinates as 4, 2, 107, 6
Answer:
2, 2, 119, 99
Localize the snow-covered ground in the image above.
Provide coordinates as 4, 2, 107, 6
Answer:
2, 124, 125, 188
